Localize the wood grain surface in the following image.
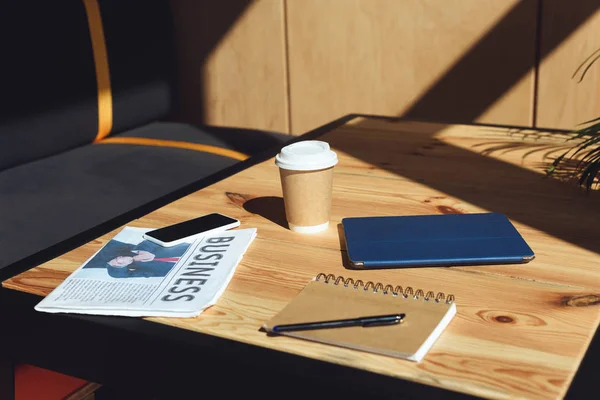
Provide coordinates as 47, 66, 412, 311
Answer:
4, 118, 600, 399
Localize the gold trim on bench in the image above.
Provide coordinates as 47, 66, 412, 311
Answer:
98, 137, 250, 161
83, 0, 113, 142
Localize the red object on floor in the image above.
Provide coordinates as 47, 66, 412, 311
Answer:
15, 363, 90, 400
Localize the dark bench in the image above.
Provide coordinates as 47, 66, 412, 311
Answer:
0, 0, 290, 278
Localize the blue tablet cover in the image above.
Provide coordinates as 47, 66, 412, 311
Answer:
342, 213, 534, 269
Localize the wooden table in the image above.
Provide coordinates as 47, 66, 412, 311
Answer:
2, 116, 600, 399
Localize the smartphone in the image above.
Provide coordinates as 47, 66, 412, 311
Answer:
142, 213, 240, 247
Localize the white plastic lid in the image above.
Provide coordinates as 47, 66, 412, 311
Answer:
275, 140, 338, 171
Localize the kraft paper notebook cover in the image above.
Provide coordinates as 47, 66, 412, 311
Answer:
342, 212, 535, 269
262, 273, 456, 362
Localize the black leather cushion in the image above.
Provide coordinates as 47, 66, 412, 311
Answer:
0, 122, 289, 271
0, 0, 172, 171
102, 0, 172, 134
0, 2, 96, 171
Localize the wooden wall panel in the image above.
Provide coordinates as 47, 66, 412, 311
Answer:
536, 1, 600, 130
286, 0, 537, 134
170, 0, 289, 133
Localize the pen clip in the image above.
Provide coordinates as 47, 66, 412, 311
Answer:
361, 314, 404, 327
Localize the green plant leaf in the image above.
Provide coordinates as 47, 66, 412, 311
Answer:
579, 161, 600, 190
550, 47, 600, 189
574, 53, 600, 83
572, 48, 600, 79
572, 47, 600, 82
577, 116, 600, 126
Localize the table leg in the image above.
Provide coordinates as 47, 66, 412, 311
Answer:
0, 357, 14, 400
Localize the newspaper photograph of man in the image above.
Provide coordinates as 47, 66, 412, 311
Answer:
83, 238, 190, 278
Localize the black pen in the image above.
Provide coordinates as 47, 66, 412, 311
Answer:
272, 313, 405, 333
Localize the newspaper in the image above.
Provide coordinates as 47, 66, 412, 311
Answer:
35, 226, 257, 317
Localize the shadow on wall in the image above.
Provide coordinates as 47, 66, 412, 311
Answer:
400, 0, 600, 125
167, 0, 252, 125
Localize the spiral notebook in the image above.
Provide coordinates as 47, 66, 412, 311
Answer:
262, 273, 456, 362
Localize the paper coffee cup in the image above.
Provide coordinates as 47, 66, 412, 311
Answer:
275, 141, 338, 233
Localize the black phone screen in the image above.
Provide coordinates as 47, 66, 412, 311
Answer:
145, 213, 238, 243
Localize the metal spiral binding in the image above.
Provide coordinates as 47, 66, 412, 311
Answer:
315, 273, 455, 304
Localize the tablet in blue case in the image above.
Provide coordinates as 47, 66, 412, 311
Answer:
342, 213, 534, 269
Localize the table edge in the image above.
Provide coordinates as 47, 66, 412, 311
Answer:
0, 288, 480, 399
